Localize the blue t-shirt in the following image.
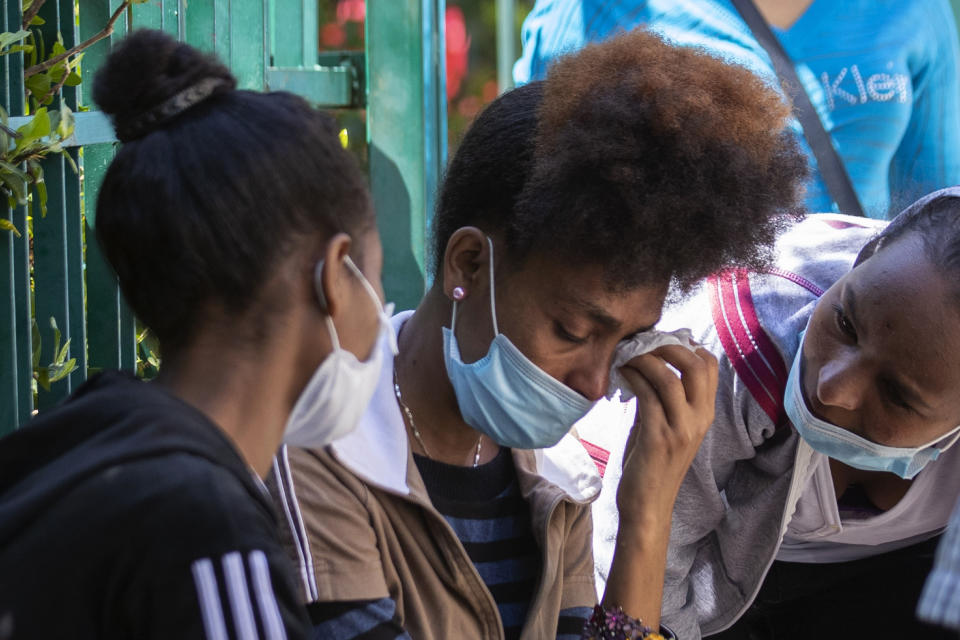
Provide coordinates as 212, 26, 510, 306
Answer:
514, 0, 960, 218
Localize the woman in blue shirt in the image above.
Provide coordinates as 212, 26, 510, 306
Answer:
515, 0, 960, 219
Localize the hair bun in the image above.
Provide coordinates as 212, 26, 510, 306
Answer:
93, 29, 237, 142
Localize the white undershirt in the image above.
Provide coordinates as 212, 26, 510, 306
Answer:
777, 443, 960, 563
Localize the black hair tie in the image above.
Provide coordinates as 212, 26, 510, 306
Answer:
116, 76, 233, 142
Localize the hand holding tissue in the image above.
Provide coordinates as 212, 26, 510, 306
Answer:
607, 329, 699, 401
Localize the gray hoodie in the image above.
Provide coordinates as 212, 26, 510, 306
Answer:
577, 214, 888, 638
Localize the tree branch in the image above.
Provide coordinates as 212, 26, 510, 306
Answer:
20, 0, 48, 31
0, 122, 22, 139
23, 0, 131, 79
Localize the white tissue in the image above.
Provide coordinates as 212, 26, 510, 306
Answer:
607, 328, 698, 401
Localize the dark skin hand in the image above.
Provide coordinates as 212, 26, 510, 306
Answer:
604, 343, 719, 629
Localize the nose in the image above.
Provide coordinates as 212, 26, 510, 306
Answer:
565, 357, 610, 403
815, 353, 866, 412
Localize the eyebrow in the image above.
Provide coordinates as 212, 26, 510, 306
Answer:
842, 284, 862, 339
565, 294, 659, 334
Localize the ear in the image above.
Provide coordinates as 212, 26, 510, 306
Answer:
317, 232, 353, 316
442, 227, 491, 300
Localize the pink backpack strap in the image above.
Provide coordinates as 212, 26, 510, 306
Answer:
708, 269, 790, 428
580, 438, 610, 477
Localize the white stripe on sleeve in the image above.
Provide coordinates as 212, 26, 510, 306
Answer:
249, 549, 288, 640
272, 451, 318, 602
281, 446, 319, 601
222, 551, 260, 640
191, 558, 229, 640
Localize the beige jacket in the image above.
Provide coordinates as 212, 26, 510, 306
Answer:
269, 312, 603, 639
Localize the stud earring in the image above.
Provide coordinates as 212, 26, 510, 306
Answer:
452, 286, 466, 301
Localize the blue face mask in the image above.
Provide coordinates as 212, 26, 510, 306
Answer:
785, 331, 960, 480
442, 238, 596, 449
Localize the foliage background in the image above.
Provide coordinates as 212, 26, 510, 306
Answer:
318, 0, 535, 157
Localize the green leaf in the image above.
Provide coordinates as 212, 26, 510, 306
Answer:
0, 218, 21, 237
26, 31, 37, 67
0, 44, 34, 56
0, 29, 30, 51
48, 358, 77, 384
28, 15, 44, 26
55, 337, 71, 365
0, 160, 30, 183
51, 39, 66, 57
55, 103, 74, 140
47, 108, 60, 134
60, 150, 77, 174
15, 108, 50, 146
25, 73, 53, 105
31, 318, 41, 370
0, 166, 28, 205
63, 71, 81, 87
33, 175, 46, 218
36, 366, 49, 392
49, 316, 61, 361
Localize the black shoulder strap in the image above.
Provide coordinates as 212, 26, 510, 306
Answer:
730, 0, 865, 217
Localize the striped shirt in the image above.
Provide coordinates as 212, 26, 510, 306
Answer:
919, 498, 960, 630
414, 448, 540, 639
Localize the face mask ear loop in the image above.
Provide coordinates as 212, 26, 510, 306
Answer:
344, 255, 397, 356
325, 315, 341, 352
486, 237, 499, 336
315, 259, 340, 351
936, 426, 960, 453
344, 256, 384, 313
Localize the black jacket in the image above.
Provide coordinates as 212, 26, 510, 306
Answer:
0, 371, 309, 639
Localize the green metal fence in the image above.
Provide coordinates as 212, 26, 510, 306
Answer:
1, 0, 447, 432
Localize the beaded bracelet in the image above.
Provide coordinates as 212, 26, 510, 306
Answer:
583, 604, 668, 640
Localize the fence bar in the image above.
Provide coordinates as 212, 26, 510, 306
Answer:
0, 0, 30, 431
496, 0, 516, 93
131, 0, 178, 35
366, 0, 447, 309
271, 0, 316, 68
229, 0, 267, 90
265, 66, 355, 107
82, 1, 136, 378
31, 0, 85, 410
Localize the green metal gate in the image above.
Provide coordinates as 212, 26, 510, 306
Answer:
0, 0, 447, 432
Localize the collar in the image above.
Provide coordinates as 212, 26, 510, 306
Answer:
329, 310, 602, 504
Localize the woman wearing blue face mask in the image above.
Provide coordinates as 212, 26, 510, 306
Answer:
584, 190, 960, 639
0, 31, 389, 639
269, 31, 808, 640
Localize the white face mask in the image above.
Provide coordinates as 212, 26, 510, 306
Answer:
283, 257, 397, 448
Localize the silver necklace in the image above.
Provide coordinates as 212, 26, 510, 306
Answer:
393, 366, 482, 467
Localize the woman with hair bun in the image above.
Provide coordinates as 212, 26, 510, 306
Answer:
0, 30, 389, 639
271, 30, 808, 640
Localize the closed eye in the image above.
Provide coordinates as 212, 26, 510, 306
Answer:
554, 321, 588, 344
882, 379, 918, 415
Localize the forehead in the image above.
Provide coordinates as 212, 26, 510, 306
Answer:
846, 236, 960, 398
506, 253, 666, 328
